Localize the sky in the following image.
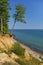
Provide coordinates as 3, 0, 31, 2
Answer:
8, 0, 43, 29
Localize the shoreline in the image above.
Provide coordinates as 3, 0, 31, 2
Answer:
14, 38, 43, 54
14, 38, 43, 61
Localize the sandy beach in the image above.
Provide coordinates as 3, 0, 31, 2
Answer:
20, 43, 43, 61
14, 39, 43, 61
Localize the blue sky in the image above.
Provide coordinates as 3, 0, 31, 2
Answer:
8, 0, 43, 29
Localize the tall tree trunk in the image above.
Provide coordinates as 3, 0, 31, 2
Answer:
1, 18, 3, 33
12, 20, 16, 30
11, 19, 16, 34
0, 19, 1, 31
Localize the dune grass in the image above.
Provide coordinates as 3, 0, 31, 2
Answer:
11, 43, 25, 58
11, 42, 41, 65
15, 57, 41, 65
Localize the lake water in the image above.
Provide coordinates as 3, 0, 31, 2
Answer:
9, 29, 43, 54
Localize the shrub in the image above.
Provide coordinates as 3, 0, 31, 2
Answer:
15, 59, 26, 65
5, 50, 12, 54
2, 61, 15, 65
27, 57, 40, 65
15, 58, 40, 65
0, 48, 12, 56
12, 43, 25, 57
0, 48, 6, 53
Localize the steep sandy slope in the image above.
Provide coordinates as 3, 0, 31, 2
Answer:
0, 34, 20, 65
0, 34, 16, 50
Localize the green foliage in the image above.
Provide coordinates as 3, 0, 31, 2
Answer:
15, 59, 26, 65
13, 4, 26, 23
2, 61, 15, 65
0, 1, 26, 33
12, 43, 25, 57
27, 57, 40, 65
4, 50, 12, 56
0, 0, 10, 33
0, 48, 12, 55
12, 4, 26, 29
0, 48, 6, 53
15, 58, 41, 65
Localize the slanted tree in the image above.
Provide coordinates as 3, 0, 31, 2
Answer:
12, 4, 26, 30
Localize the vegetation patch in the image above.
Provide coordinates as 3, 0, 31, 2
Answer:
0, 48, 6, 53
12, 43, 25, 58
15, 59, 26, 65
2, 61, 15, 65
15, 57, 41, 65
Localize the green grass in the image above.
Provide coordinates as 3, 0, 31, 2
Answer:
15, 59, 26, 65
15, 58, 41, 65
0, 42, 25, 58
0, 48, 6, 53
0, 48, 12, 57
0, 31, 3, 34
27, 57, 40, 65
2, 61, 15, 65
12, 43, 25, 58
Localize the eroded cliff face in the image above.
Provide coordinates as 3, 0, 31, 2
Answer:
0, 34, 42, 65
0, 34, 20, 65
0, 53, 20, 65
0, 34, 16, 50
